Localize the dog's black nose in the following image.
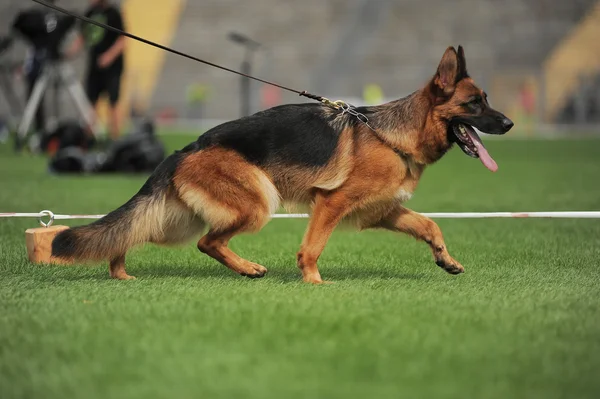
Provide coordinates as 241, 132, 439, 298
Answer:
502, 117, 514, 131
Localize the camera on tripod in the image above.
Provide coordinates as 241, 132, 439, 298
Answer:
11, 4, 76, 62
9, 3, 100, 153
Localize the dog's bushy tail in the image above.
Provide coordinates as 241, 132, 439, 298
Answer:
52, 152, 202, 262
52, 194, 162, 262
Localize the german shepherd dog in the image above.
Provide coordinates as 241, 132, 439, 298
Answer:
52, 45, 513, 283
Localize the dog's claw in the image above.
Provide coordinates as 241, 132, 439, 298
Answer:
435, 257, 465, 275
242, 273, 266, 279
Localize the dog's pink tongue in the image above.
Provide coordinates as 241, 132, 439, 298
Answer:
473, 139, 497, 172
468, 131, 498, 172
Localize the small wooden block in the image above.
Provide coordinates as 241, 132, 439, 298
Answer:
25, 225, 72, 265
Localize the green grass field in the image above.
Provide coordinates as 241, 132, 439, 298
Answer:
1, 133, 600, 399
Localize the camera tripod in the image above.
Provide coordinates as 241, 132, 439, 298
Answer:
15, 59, 101, 150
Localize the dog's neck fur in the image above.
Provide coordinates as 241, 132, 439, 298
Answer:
364, 86, 451, 165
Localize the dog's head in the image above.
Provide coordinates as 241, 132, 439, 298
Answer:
427, 46, 513, 172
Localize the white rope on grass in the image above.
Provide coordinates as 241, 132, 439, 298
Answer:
2, 210, 600, 228
0, 212, 107, 220
415, 211, 600, 219
277, 211, 600, 219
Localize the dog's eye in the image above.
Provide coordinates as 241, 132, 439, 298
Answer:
464, 98, 481, 112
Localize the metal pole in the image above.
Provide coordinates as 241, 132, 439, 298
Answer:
228, 32, 261, 118
574, 73, 587, 125
241, 49, 251, 117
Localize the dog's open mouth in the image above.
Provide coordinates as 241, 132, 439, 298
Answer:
451, 123, 498, 172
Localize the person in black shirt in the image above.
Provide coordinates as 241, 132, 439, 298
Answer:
67, 0, 125, 140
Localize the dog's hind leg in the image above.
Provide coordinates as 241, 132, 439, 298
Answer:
173, 148, 280, 278
192, 197, 273, 277
197, 226, 268, 278
109, 254, 136, 280
376, 205, 464, 274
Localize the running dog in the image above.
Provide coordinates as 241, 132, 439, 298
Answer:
52, 45, 513, 283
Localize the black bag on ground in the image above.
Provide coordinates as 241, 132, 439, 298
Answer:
99, 130, 166, 173
40, 120, 95, 154
48, 120, 166, 174
47, 146, 105, 173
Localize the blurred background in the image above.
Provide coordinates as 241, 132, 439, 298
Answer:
0, 0, 599, 140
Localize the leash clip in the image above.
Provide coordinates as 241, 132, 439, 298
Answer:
319, 97, 343, 110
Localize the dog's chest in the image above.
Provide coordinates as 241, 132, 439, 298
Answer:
391, 157, 422, 203
394, 188, 413, 202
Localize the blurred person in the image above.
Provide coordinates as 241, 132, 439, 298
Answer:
519, 81, 536, 136
66, 0, 125, 141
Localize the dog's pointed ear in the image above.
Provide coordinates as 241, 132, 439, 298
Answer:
457, 45, 469, 79
433, 46, 459, 96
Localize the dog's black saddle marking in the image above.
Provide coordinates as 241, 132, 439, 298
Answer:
193, 103, 341, 168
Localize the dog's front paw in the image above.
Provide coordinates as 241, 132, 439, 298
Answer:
435, 254, 464, 275
240, 262, 268, 279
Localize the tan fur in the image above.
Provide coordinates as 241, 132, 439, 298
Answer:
152, 195, 206, 245
129, 192, 205, 247
174, 148, 280, 233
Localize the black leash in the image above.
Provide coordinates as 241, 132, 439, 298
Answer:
31, 0, 328, 103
